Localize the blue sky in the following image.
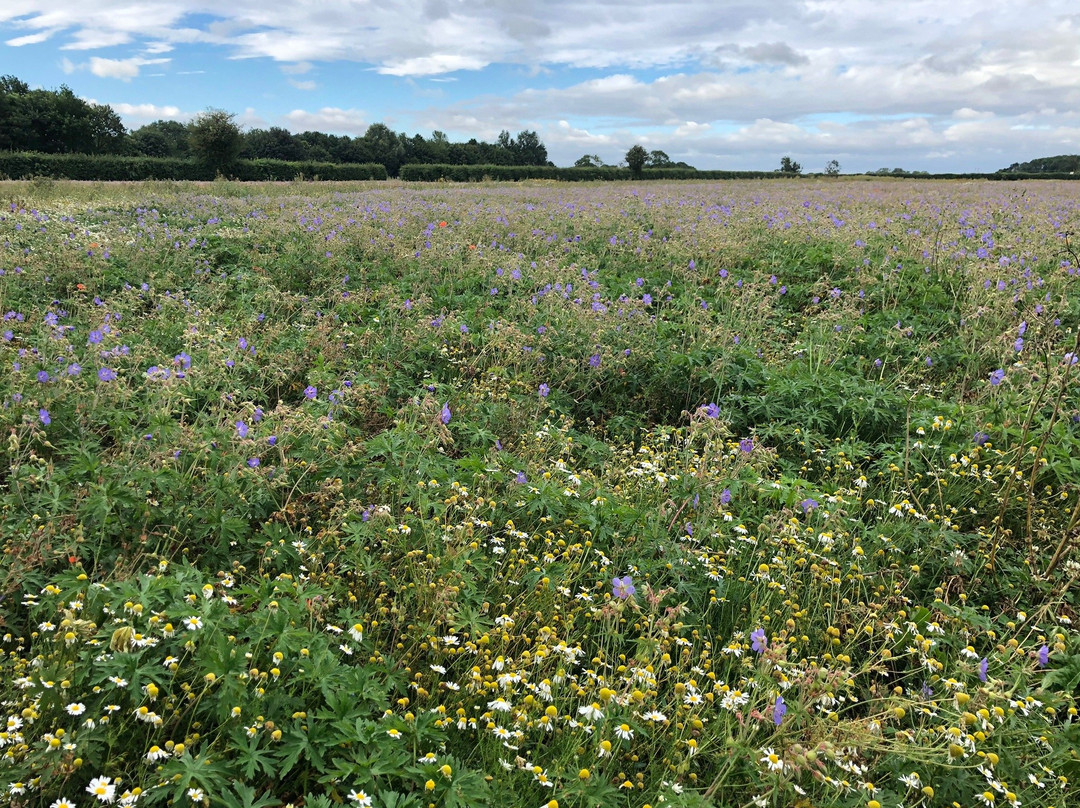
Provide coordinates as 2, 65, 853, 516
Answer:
2, 1, 1079, 172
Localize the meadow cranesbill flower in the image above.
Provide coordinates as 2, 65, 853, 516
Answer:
97, 367, 116, 382
37, 370, 49, 383
751, 627, 767, 653
588, 353, 601, 368
539, 383, 550, 397
612, 576, 635, 599
236, 421, 248, 438
800, 498, 819, 513
720, 488, 732, 505
304, 385, 317, 400
39, 408, 50, 425
979, 657, 989, 682
973, 431, 989, 446
440, 403, 452, 424
772, 695, 787, 725
989, 368, 1005, 386
247, 458, 260, 468
703, 402, 720, 418
739, 438, 754, 453
1038, 645, 1049, 666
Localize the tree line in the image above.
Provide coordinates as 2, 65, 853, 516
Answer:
0, 74, 549, 177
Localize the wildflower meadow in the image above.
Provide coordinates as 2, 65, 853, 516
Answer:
0, 177, 1078, 808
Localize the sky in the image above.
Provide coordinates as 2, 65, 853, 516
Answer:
2, 1, 1079, 173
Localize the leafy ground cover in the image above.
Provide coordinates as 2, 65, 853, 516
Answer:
0, 177, 1078, 808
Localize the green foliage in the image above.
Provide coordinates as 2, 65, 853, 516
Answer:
188, 109, 244, 173
0, 178, 1077, 808
625, 144, 648, 177
778, 155, 802, 175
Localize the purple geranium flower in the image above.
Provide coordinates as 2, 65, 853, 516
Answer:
304, 385, 317, 400
236, 421, 248, 438
978, 657, 988, 682
989, 368, 1005, 386
739, 438, 754, 454
440, 402, 452, 425
97, 367, 116, 382
539, 383, 550, 398
750, 627, 767, 653
703, 402, 720, 419
800, 498, 819, 513
39, 408, 51, 426
247, 457, 260, 468
612, 576, 636, 599
772, 695, 787, 726
1038, 645, 1049, 666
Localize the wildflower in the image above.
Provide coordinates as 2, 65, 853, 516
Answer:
642, 710, 668, 722
304, 385, 317, 400
703, 402, 720, 418
800, 498, 819, 513
577, 703, 604, 721
97, 367, 116, 382
66, 702, 86, 716
247, 458, 260, 468
760, 748, 784, 772
87, 776, 116, 803
614, 723, 634, 740
989, 368, 1005, 386
9, 784, 26, 795
51, 799, 77, 808
772, 695, 787, 726
39, 408, 51, 425
588, 353, 601, 369
612, 576, 636, 599
182, 616, 202, 631
1038, 645, 1049, 666
145, 745, 169, 761
387, 728, 402, 739
899, 773, 922, 789
440, 402, 452, 424
739, 438, 754, 453
539, 383, 550, 397
347, 791, 372, 807
236, 420, 248, 438
349, 623, 364, 642
750, 627, 768, 653
979, 657, 989, 682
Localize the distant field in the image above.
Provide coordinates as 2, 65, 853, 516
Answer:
1, 178, 1077, 808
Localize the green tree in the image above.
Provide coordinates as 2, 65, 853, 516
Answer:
574, 154, 603, 168
646, 149, 672, 168
779, 156, 802, 175
188, 109, 243, 173
824, 159, 840, 176
129, 120, 190, 158
361, 123, 406, 176
625, 144, 648, 178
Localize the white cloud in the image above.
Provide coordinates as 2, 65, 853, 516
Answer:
87, 55, 169, 81
288, 79, 317, 91
111, 101, 188, 121
378, 54, 488, 76
6, 29, 59, 46
283, 107, 369, 135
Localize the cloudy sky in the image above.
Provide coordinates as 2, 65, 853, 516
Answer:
2, 0, 1079, 172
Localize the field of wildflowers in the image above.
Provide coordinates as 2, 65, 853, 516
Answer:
0, 177, 1078, 808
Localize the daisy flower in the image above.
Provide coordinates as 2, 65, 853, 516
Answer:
86, 776, 116, 804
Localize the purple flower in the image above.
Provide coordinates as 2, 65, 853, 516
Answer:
254, 407, 264, 422
739, 438, 754, 454
515, 471, 527, 484
750, 627, 767, 653
642, 293, 652, 306
304, 385, 317, 400
720, 488, 732, 505
38, 408, 51, 426
36, 370, 50, 383
588, 353, 601, 369
800, 498, 819, 513
247, 457, 260, 468
612, 576, 636, 599
1038, 645, 1049, 666
978, 657, 988, 682
539, 383, 550, 398
88, 330, 103, 344
97, 367, 116, 382
1014, 337, 1024, 353
66, 363, 81, 376
772, 695, 787, 726
440, 402, 452, 425
267, 435, 277, 446
989, 368, 1005, 386
703, 402, 720, 419
236, 421, 248, 438
973, 431, 989, 447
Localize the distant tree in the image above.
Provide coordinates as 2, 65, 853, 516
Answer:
362, 123, 406, 176
0, 79, 127, 155
646, 149, 672, 168
625, 145, 648, 178
242, 127, 307, 162
574, 154, 603, 168
511, 130, 548, 166
129, 120, 190, 158
824, 159, 841, 176
188, 109, 243, 173
779, 156, 802, 175
1000, 155, 1080, 174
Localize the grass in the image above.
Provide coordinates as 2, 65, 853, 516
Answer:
0, 177, 1078, 808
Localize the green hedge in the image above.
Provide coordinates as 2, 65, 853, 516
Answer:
0, 153, 387, 181
398, 164, 787, 182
